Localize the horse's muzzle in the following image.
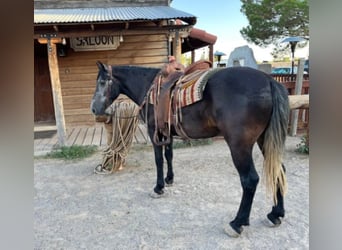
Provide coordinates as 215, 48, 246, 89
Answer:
90, 95, 107, 115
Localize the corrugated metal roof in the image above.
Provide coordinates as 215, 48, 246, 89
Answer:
34, 6, 196, 24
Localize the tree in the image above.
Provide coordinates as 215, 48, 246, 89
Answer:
240, 0, 309, 47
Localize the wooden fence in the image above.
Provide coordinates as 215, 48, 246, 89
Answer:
271, 74, 309, 134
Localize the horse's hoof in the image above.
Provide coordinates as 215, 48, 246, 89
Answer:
149, 190, 166, 199
224, 224, 241, 238
165, 177, 173, 186
263, 217, 281, 228
267, 212, 282, 226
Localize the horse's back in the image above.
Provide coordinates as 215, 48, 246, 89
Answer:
203, 67, 274, 108
176, 66, 280, 139
208, 67, 273, 93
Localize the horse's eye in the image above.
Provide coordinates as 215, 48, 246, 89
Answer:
99, 80, 106, 86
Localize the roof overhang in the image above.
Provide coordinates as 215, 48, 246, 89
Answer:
34, 6, 216, 52
182, 27, 217, 52
34, 6, 196, 38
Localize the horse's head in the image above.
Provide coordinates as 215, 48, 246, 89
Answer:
91, 61, 121, 116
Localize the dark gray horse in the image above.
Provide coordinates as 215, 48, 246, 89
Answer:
91, 61, 290, 237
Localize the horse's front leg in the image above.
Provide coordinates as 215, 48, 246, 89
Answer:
164, 137, 174, 186
152, 142, 165, 195
148, 128, 166, 196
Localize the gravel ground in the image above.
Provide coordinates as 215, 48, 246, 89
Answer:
34, 136, 309, 250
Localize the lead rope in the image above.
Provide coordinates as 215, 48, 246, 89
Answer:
95, 99, 140, 174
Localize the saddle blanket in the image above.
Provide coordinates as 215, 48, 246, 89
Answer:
176, 68, 222, 107
149, 68, 222, 108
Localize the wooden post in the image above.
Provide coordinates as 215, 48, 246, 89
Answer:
172, 30, 182, 62
290, 58, 305, 136
47, 39, 67, 146
191, 50, 195, 64
208, 44, 214, 65
288, 95, 309, 109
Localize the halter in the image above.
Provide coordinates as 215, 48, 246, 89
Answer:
105, 65, 114, 108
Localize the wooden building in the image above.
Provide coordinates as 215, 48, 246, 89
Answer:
34, 0, 216, 145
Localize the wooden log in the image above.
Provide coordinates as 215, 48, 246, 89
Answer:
288, 94, 309, 110
172, 30, 182, 62
38, 37, 63, 44
290, 58, 305, 136
47, 42, 67, 146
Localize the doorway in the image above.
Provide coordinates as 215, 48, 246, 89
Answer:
34, 41, 55, 124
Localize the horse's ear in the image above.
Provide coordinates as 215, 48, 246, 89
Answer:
96, 61, 105, 71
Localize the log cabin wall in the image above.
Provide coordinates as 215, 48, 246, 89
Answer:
57, 33, 168, 127
34, 1, 197, 133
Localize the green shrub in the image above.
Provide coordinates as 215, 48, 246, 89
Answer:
45, 145, 98, 160
295, 135, 309, 154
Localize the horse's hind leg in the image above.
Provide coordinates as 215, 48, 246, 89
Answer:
226, 142, 259, 237
257, 138, 285, 226
266, 171, 285, 226
164, 137, 174, 185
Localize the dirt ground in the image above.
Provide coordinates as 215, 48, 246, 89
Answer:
34, 135, 309, 250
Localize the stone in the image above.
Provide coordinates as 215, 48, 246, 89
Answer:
227, 45, 258, 69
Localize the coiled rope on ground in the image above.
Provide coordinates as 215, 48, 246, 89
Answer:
94, 96, 140, 174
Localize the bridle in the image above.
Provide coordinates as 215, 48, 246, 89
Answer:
105, 64, 114, 108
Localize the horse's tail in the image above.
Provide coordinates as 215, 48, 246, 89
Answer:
263, 79, 290, 203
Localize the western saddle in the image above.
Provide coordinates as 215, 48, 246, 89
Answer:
150, 59, 212, 145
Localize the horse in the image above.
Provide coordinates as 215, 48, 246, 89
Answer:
91, 61, 290, 237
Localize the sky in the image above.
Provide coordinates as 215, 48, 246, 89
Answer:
171, 0, 309, 62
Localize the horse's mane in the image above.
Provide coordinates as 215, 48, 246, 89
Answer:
112, 65, 160, 78
114, 65, 160, 71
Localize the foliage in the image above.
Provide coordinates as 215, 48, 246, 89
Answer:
295, 134, 309, 154
240, 0, 309, 47
180, 54, 192, 67
44, 145, 98, 160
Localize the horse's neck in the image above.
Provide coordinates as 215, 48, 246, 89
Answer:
120, 67, 158, 105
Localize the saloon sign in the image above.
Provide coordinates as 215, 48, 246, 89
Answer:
70, 35, 120, 51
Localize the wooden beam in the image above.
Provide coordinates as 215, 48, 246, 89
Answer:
34, 29, 167, 39
38, 37, 63, 44
47, 41, 67, 146
34, 25, 192, 39
289, 94, 309, 109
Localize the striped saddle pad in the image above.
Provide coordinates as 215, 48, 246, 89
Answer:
149, 68, 222, 107
175, 68, 222, 107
